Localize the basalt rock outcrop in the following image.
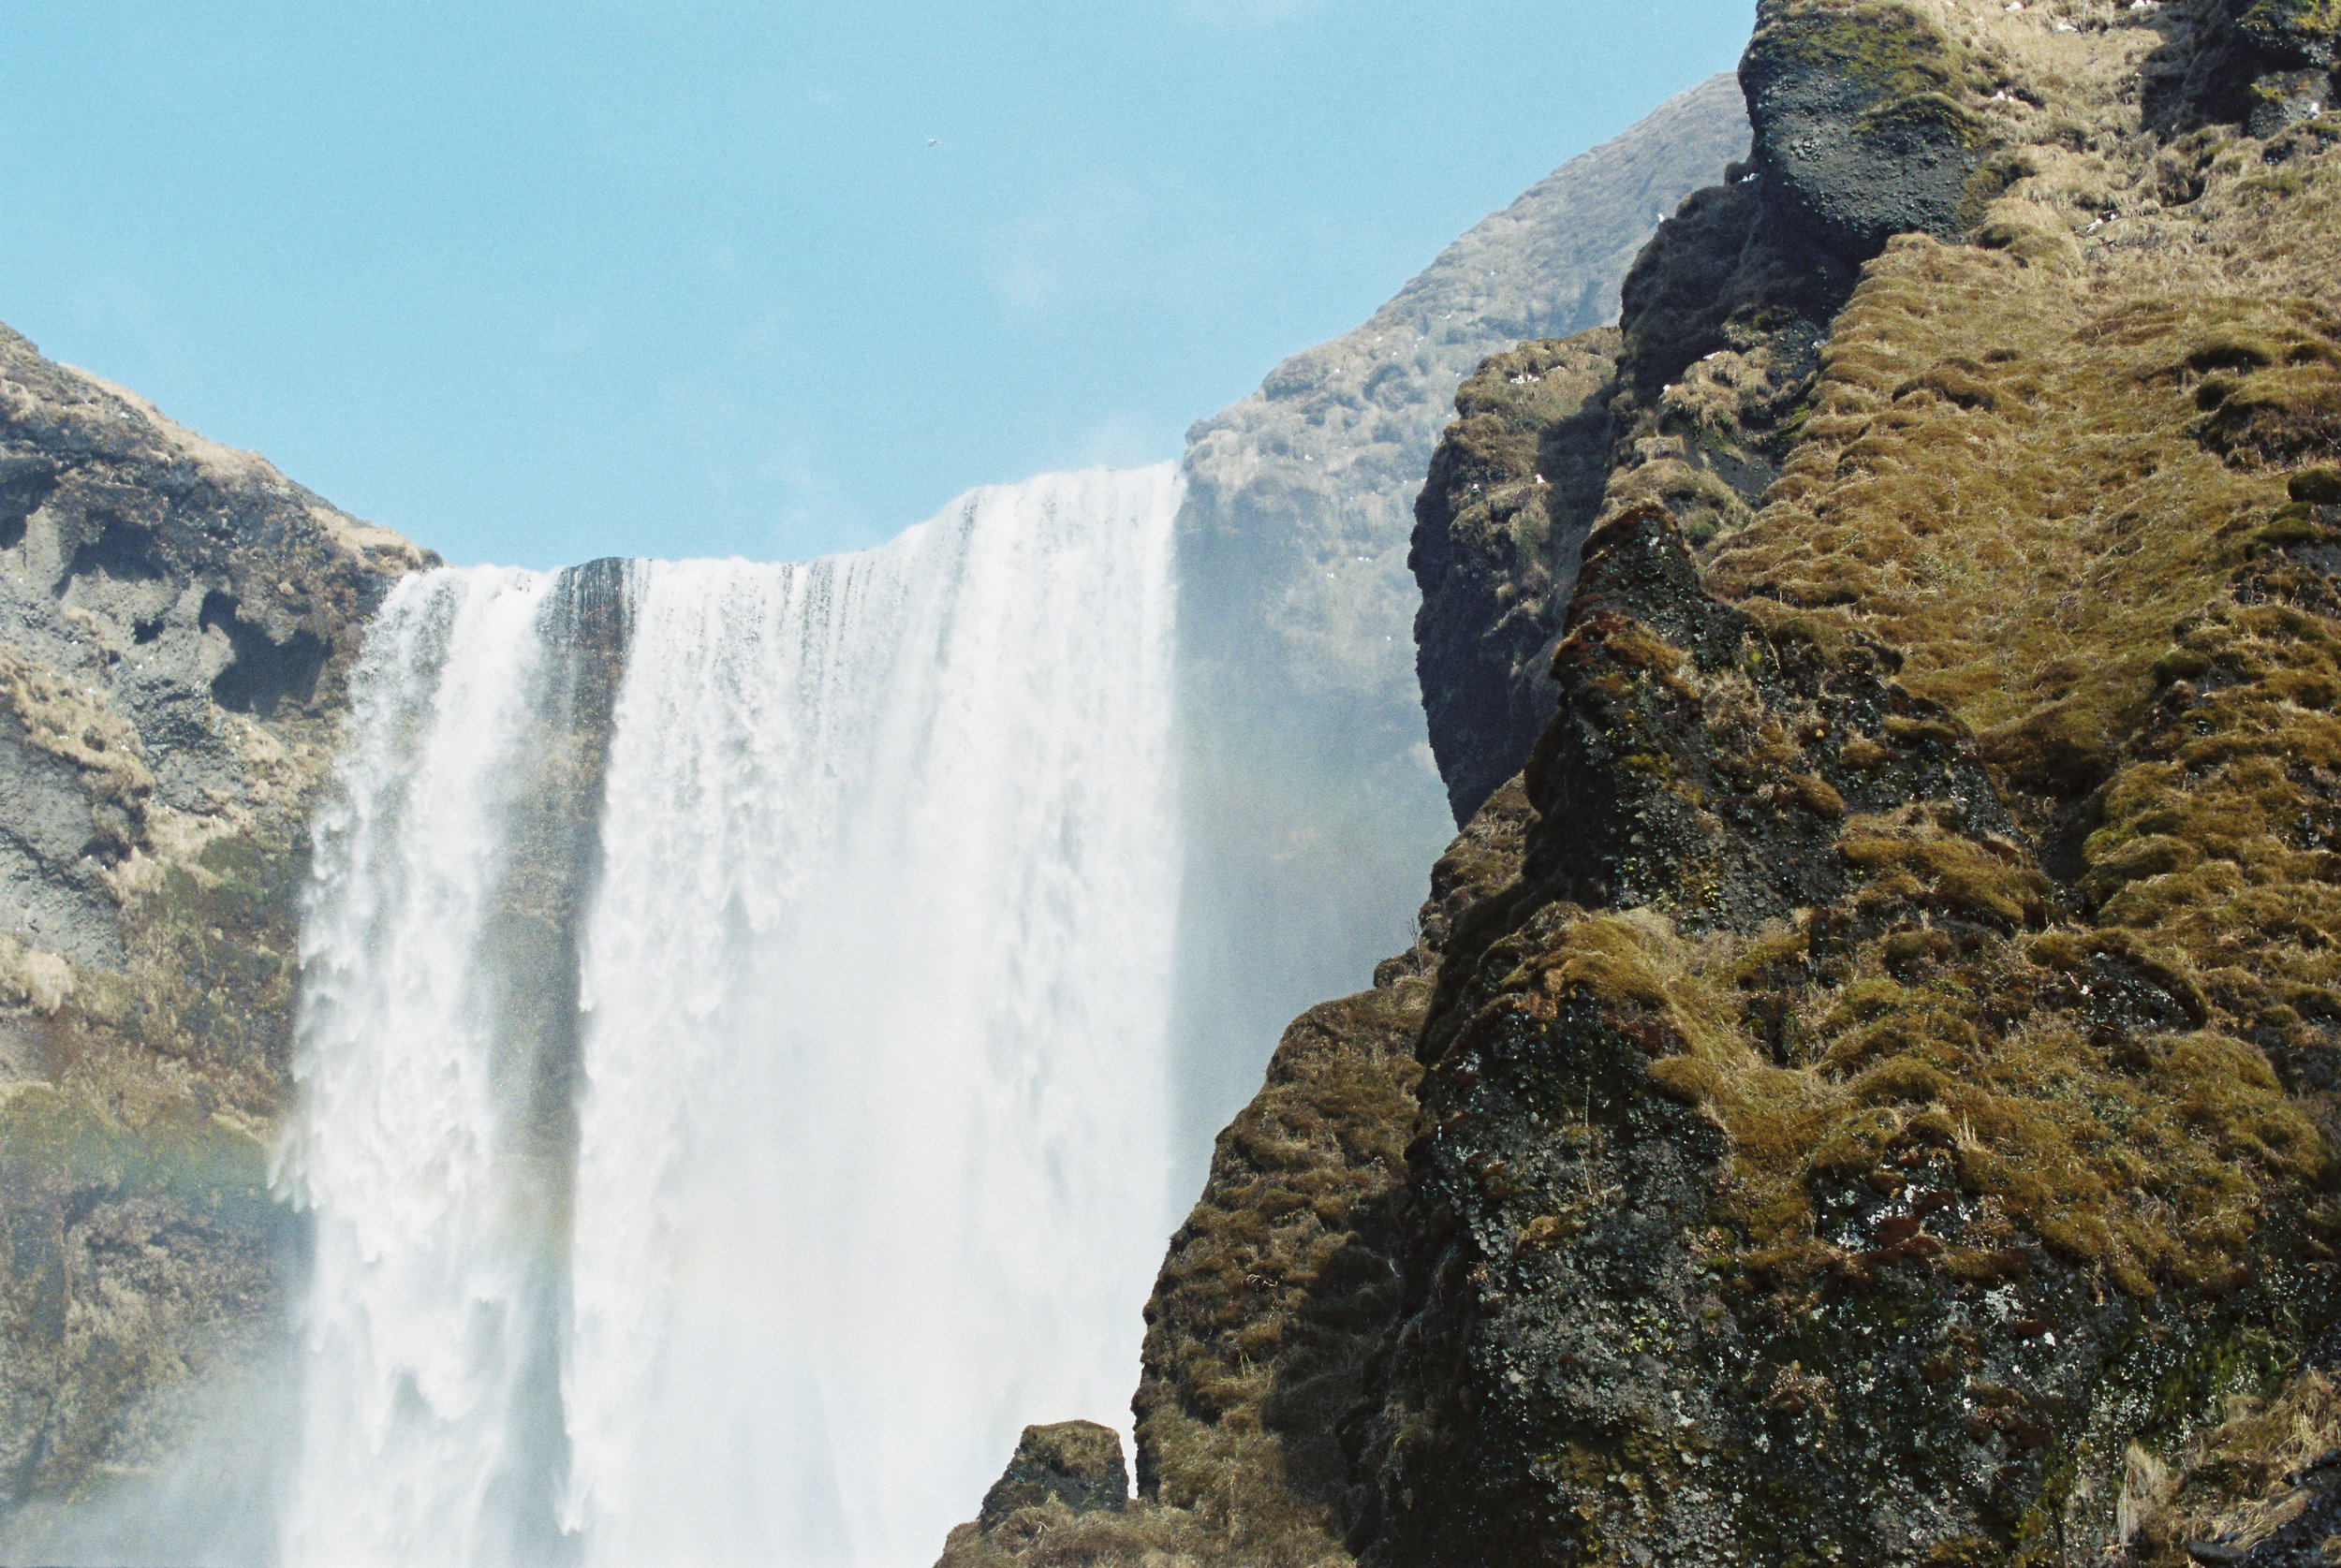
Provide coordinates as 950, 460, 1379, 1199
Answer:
971, 1422, 1134, 1534
0, 326, 425, 1550
1378, 0, 2341, 1557
1413, 0, 2022, 828
2149, 0, 2341, 135
947, 0, 2341, 1562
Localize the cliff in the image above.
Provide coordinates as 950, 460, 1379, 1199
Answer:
950, 0, 2341, 1563
0, 328, 423, 1555
1170, 77, 1752, 1166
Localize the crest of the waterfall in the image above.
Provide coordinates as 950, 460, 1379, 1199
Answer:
282, 463, 1182, 1568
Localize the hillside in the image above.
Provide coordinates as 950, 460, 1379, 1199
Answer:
944, 1, 2341, 1563
0, 330, 424, 1556
1169, 76, 1750, 1166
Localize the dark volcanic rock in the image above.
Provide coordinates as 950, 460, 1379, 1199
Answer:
1740, 1, 1991, 264
1409, 0, 1951, 826
1410, 334, 1622, 827
944, 0, 2341, 1561
1133, 783, 1530, 1550
1519, 504, 2012, 932
2151, 0, 2341, 136
979, 1422, 1131, 1527
1350, 500, 2332, 1568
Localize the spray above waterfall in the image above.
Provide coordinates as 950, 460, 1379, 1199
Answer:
279, 464, 1182, 1567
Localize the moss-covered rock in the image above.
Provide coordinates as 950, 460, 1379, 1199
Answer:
934, 786, 1537, 1568
1742, 1, 1995, 264
1351, 495, 2338, 1567
1411, 334, 1623, 825
946, 0, 2341, 1561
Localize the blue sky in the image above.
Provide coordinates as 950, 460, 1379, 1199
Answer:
5, 3, 1754, 568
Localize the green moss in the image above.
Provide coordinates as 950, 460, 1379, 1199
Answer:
2289, 465, 2341, 502
1751, 4, 1979, 105
1858, 91, 1989, 152
2235, 0, 2341, 48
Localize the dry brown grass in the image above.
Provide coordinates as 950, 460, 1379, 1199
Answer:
2127, 1370, 2341, 1565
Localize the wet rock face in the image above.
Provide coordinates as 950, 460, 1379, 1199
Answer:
1740, 3, 1988, 265
978, 1423, 1130, 1527
1124, 785, 1531, 1564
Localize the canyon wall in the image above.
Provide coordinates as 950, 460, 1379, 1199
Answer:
0, 75, 1754, 1552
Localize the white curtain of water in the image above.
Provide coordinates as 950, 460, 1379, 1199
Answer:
277, 567, 565, 1567
281, 464, 1182, 1568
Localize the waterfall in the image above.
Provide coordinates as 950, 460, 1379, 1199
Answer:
276, 566, 572, 1567
279, 464, 1183, 1567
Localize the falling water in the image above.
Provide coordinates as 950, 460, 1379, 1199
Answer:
280, 464, 1183, 1567
276, 567, 572, 1568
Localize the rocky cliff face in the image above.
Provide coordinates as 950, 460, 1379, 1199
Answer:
1170, 78, 1751, 1167
0, 327, 423, 1553
950, 0, 2341, 1563
1411, 0, 2013, 828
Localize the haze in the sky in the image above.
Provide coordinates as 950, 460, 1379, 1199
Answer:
4, 2, 1752, 569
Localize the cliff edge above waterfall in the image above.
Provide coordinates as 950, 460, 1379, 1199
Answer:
948, 0, 2341, 1562
0, 325, 424, 1553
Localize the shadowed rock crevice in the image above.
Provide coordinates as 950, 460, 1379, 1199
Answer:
66, 515, 169, 588
199, 592, 328, 719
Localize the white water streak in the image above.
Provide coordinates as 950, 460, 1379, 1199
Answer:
566, 463, 1180, 1567
277, 568, 562, 1568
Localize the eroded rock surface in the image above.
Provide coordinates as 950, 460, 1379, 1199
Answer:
976, 1422, 1131, 1530
0, 324, 425, 1545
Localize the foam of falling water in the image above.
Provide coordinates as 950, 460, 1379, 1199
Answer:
283, 464, 1182, 1568
565, 464, 1181, 1567
276, 567, 567, 1568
